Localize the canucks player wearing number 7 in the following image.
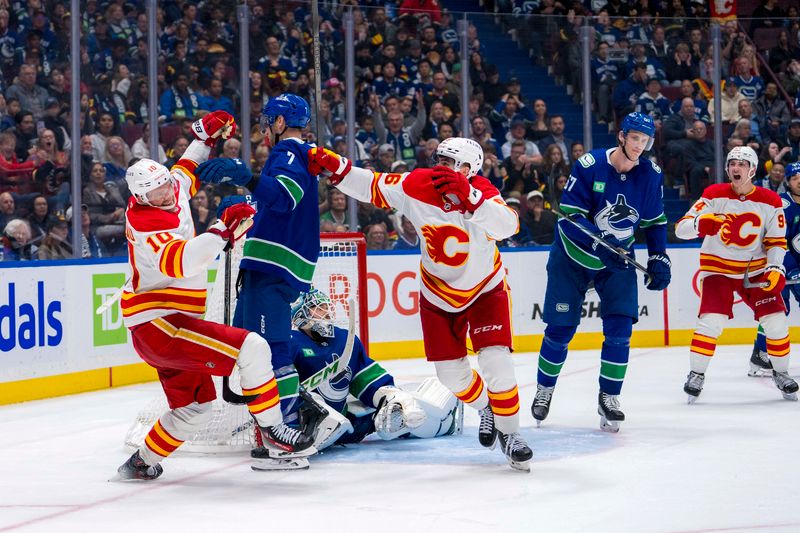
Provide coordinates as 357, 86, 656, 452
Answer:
290, 289, 463, 450
195, 93, 322, 433
749, 162, 800, 378
532, 112, 671, 433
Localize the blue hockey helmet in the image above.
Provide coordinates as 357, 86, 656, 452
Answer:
786, 161, 800, 183
291, 288, 335, 338
260, 93, 311, 132
620, 112, 656, 151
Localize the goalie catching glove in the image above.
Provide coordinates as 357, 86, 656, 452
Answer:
207, 201, 256, 249
431, 165, 484, 212
307, 147, 352, 185
372, 386, 426, 440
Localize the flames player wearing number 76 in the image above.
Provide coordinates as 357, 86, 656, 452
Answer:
676, 146, 799, 403
308, 137, 534, 472
116, 111, 314, 480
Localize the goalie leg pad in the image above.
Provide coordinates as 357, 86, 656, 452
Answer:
300, 392, 353, 451
435, 357, 489, 410
407, 377, 463, 439
760, 312, 790, 373
139, 401, 212, 466
477, 346, 520, 434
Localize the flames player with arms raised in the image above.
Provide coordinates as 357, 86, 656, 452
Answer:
676, 147, 799, 402
531, 112, 671, 433
116, 111, 314, 481
307, 137, 533, 472
749, 162, 800, 378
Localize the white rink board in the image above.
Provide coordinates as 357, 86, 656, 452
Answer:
0, 245, 771, 384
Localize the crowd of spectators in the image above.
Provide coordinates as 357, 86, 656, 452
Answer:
2, 0, 800, 260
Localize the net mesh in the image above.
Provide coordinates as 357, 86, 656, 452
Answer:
123, 234, 365, 453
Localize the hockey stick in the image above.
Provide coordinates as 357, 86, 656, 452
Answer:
555, 210, 650, 278
742, 259, 800, 289
311, 0, 323, 144
95, 285, 125, 315
301, 298, 357, 392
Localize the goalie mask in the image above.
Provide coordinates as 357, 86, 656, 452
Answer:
291, 288, 335, 338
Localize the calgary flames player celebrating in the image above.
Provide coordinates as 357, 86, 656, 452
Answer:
308, 137, 533, 472
116, 111, 314, 480
676, 146, 799, 402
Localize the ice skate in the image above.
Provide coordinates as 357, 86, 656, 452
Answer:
115, 450, 163, 481
498, 431, 533, 472
772, 371, 799, 401
258, 422, 317, 458
531, 384, 555, 427
598, 392, 625, 433
477, 405, 497, 448
683, 371, 705, 404
250, 447, 311, 471
748, 347, 772, 377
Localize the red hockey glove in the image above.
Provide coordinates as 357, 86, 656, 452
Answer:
431, 165, 484, 212
207, 202, 256, 248
192, 111, 236, 146
761, 264, 786, 292
307, 147, 352, 185
695, 213, 726, 238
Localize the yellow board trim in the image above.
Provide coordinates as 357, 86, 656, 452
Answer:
3, 326, 800, 405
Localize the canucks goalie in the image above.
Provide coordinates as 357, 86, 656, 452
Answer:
290, 289, 463, 450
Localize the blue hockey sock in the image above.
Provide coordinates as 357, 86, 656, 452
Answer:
537, 325, 577, 388
754, 324, 767, 353
599, 315, 633, 395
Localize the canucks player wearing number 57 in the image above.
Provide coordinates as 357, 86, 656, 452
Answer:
532, 112, 670, 433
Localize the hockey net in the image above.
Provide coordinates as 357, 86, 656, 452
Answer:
123, 233, 368, 453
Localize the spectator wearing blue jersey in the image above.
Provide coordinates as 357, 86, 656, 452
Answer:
532, 112, 670, 433
393, 214, 420, 250
612, 62, 648, 119
199, 78, 234, 115
732, 56, 765, 101
592, 42, 620, 125
670, 79, 709, 121
159, 71, 200, 123
490, 94, 535, 145
635, 78, 672, 127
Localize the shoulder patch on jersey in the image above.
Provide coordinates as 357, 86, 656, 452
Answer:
578, 153, 596, 168
470, 175, 501, 199
782, 198, 791, 209
126, 202, 181, 232
650, 161, 662, 174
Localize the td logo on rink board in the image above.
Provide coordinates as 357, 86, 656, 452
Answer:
92, 273, 127, 346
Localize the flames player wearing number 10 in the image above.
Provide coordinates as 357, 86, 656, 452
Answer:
115, 111, 314, 480
676, 146, 799, 402
308, 137, 533, 472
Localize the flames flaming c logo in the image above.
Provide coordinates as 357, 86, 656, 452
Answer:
421, 224, 470, 267
718, 212, 761, 247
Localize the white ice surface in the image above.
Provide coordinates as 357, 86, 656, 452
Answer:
1, 346, 799, 533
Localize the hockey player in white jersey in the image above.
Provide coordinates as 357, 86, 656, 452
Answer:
289, 289, 463, 451
675, 146, 799, 402
307, 138, 533, 471
116, 111, 315, 480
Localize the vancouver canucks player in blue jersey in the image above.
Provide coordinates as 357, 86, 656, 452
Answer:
195, 93, 322, 433
290, 289, 463, 450
749, 162, 800, 377
531, 112, 671, 432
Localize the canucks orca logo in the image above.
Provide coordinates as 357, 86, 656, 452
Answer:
594, 194, 639, 240
317, 357, 351, 405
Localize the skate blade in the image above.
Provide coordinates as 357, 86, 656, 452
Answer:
507, 459, 531, 473
252, 457, 310, 471
260, 444, 318, 459
781, 392, 798, 401
686, 394, 699, 404
599, 416, 620, 433
535, 419, 543, 428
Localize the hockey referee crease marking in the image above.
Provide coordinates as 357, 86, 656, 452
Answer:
0, 458, 252, 532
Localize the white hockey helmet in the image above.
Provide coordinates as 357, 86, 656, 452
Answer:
126, 158, 173, 206
725, 146, 758, 179
435, 137, 484, 179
